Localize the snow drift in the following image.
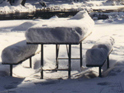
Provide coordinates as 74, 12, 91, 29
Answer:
25, 10, 94, 43
11, 21, 39, 31
1, 40, 38, 64
0, 2, 36, 15
86, 36, 115, 66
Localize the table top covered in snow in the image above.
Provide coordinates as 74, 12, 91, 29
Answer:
25, 11, 94, 44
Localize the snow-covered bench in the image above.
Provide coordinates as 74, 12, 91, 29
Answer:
86, 36, 114, 77
1, 40, 38, 76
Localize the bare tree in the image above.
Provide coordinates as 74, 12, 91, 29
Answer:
7, 0, 26, 6
7, 0, 14, 5
21, 0, 26, 6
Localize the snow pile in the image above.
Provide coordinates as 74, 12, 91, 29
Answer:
49, 15, 58, 20
0, 2, 36, 14
25, 3, 36, 12
71, 10, 91, 19
86, 36, 114, 66
85, 1, 104, 7
1, 40, 38, 64
26, 10, 94, 43
103, 0, 119, 6
107, 13, 124, 23
11, 4, 36, 13
11, 21, 40, 31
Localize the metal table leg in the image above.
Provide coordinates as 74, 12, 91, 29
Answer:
68, 44, 71, 79
41, 44, 44, 79
99, 66, 102, 77
56, 44, 60, 69
29, 57, 32, 68
80, 42, 82, 67
107, 56, 109, 69
10, 64, 13, 76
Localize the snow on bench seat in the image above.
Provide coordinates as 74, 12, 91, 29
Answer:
86, 36, 115, 66
25, 10, 94, 44
2, 40, 38, 64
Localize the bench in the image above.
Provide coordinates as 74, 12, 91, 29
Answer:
86, 36, 114, 77
1, 40, 39, 76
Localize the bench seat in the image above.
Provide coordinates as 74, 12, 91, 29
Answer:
86, 36, 114, 77
1, 40, 38, 76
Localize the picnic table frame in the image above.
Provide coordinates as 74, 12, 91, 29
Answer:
26, 43, 82, 79
27, 32, 92, 79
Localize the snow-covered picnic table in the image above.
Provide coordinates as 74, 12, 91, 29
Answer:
25, 11, 94, 79
26, 11, 94, 44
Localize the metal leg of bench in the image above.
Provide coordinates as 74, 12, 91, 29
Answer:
107, 56, 109, 69
10, 64, 13, 76
80, 42, 82, 67
99, 66, 102, 77
56, 44, 60, 69
41, 44, 44, 79
68, 44, 71, 79
29, 57, 32, 68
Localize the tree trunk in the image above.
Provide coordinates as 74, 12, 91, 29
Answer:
21, 0, 26, 6
8, 0, 26, 6
7, 0, 14, 5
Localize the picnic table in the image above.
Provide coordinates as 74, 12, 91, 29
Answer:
25, 10, 94, 79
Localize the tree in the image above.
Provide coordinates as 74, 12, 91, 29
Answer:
21, 0, 26, 6
7, 0, 14, 5
39, 0, 47, 7
7, 0, 26, 6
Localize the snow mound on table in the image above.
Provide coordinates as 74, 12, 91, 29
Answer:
1, 40, 38, 64
49, 15, 58, 20
26, 10, 94, 43
86, 36, 115, 66
71, 10, 87, 19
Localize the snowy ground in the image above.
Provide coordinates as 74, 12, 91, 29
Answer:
0, 15, 124, 93
0, 0, 124, 93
